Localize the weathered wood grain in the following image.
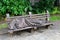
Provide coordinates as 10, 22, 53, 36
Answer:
6, 13, 52, 33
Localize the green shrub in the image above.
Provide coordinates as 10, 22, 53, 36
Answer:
0, 0, 56, 17
0, 0, 31, 16
51, 7, 60, 14
32, 0, 56, 13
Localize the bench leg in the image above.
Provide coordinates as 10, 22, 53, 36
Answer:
33, 27, 38, 31
30, 28, 34, 33
29, 27, 38, 33
27, 28, 34, 33
8, 30, 14, 36
45, 25, 50, 29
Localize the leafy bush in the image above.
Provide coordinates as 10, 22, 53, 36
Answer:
32, 0, 56, 13
50, 7, 60, 14
0, 0, 56, 17
0, 0, 31, 16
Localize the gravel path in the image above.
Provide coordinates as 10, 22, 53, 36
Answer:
0, 21, 60, 40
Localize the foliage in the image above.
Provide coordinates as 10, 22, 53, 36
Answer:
32, 0, 56, 13
0, 0, 58, 17
0, 0, 31, 16
51, 7, 60, 14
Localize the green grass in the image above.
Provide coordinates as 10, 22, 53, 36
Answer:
0, 15, 60, 29
50, 15, 60, 21
0, 23, 8, 30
